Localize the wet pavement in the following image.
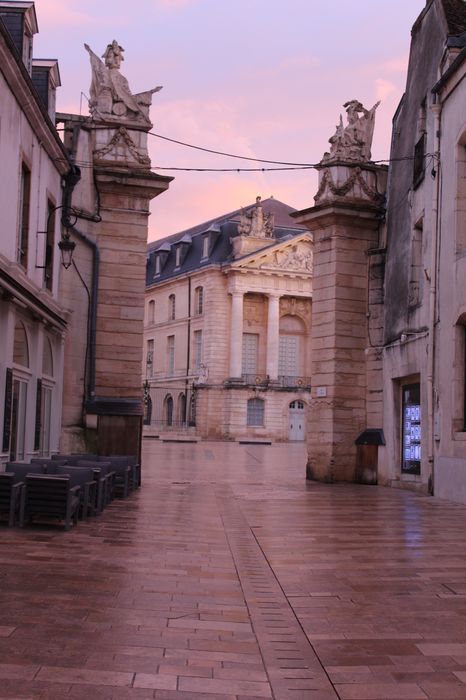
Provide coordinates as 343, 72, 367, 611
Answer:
1, 441, 466, 699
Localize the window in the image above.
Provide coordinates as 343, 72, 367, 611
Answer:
146, 339, 154, 378
242, 333, 259, 375
193, 330, 202, 370
202, 235, 209, 259
164, 394, 173, 426
247, 398, 264, 427
155, 255, 161, 275
456, 140, 466, 252
18, 162, 31, 268
168, 294, 176, 320
44, 199, 55, 290
194, 286, 204, 315
279, 336, 299, 377
148, 299, 155, 325
167, 335, 175, 375
13, 320, 29, 367
413, 99, 426, 188
175, 246, 181, 268
42, 336, 53, 377
401, 383, 421, 475
408, 219, 423, 307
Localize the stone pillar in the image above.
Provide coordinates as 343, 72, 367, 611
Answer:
292, 162, 387, 482
229, 291, 244, 378
266, 293, 280, 380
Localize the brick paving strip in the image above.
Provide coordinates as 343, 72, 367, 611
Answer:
216, 486, 338, 700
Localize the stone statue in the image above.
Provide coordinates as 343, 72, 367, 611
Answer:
84, 41, 162, 124
237, 196, 274, 238
323, 100, 380, 163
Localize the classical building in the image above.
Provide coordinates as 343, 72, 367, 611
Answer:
379, 0, 466, 500
144, 197, 313, 442
0, 1, 70, 463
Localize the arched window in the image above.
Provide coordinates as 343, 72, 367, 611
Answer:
13, 320, 29, 367
164, 394, 174, 427
194, 286, 204, 315
168, 294, 176, 320
148, 299, 155, 325
178, 393, 186, 425
42, 336, 53, 377
247, 398, 264, 427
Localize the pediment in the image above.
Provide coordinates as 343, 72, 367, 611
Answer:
233, 235, 313, 275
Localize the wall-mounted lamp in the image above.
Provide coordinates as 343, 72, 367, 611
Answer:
58, 231, 76, 270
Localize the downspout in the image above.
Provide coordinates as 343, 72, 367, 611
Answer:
62, 123, 102, 407
427, 99, 442, 494
185, 276, 192, 425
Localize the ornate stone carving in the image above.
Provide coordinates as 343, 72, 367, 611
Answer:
93, 126, 151, 165
238, 197, 274, 238
259, 245, 313, 273
84, 41, 162, 125
244, 296, 264, 325
323, 100, 380, 164
314, 166, 384, 205
280, 296, 311, 323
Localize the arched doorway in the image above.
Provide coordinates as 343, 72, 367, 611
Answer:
289, 400, 305, 441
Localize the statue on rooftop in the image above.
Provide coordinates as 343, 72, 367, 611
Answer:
84, 41, 162, 125
238, 196, 274, 238
323, 100, 380, 164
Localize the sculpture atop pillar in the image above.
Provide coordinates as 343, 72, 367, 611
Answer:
84, 41, 162, 125
238, 196, 274, 238
323, 100, 380, 164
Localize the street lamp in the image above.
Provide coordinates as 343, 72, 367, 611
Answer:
58, 230, 76, 270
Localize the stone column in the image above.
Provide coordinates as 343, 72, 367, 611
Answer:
229, 291, 244, 378
266, 293, 280, 380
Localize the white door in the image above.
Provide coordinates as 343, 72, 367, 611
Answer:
289, 400, 305, 441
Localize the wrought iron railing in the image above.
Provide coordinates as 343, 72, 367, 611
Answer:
240, 374, 311, 390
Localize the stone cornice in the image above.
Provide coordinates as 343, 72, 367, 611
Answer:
0, 23, 69, 173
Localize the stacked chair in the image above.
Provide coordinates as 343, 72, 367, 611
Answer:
0, 453, 140, 529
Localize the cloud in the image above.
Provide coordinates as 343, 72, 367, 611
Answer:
154, 0, 198, 9
36, 1, 91, 27
375, 78, 397, 101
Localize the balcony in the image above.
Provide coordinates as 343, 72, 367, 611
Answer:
238, 374, 311, 390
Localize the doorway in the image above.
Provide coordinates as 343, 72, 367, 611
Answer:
289, 400, 305, 441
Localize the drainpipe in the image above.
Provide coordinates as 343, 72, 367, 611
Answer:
427, 99, 442, 494
185, 276, 192, 425
61, 123, 102, 407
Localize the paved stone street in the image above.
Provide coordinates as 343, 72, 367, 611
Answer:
2, 442, 466, 699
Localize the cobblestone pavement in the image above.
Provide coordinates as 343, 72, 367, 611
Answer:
2, 442, 466, 699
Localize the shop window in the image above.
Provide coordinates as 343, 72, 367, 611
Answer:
401, 383, 421, 475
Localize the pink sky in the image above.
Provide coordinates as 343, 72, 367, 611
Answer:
33, 0, 425, 241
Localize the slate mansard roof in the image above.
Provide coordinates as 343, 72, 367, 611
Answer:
146, 198, 308, 286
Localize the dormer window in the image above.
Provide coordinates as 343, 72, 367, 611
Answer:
202, 236, 209, 260
0, 2, 38, 74
32, 59, 61, 122
173, 234, 192, 270
155, 255, 161, 276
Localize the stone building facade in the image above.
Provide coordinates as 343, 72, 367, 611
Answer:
0, 1, 70, 464
144, 198, 313, 442
379, 0, 466, 500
